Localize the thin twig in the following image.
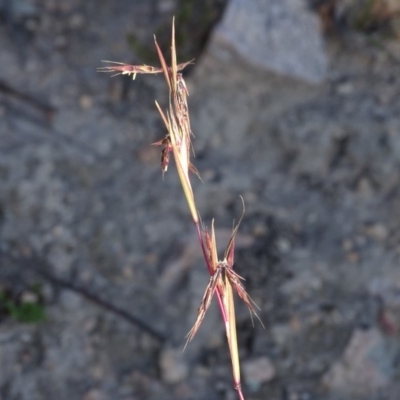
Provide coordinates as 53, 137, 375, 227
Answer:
0, 80, 56, 120
3, 250, 167, 342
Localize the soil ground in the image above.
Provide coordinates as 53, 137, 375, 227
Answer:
1, 1, 400, 400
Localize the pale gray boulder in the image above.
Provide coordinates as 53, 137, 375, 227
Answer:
212, 0, 328, 83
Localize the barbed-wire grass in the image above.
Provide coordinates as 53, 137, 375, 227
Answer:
98, 19, 262, 400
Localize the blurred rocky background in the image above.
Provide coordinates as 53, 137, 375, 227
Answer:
1, 0, 400, 399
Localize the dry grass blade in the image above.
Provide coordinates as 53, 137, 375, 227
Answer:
185, 212, 263, 347
151, 135, 172, 176
154, 100, 169, 131
208, 221, 218, 272
221, 198, 264, 327
225, 267, 264, 328
154, 36, 172, 92
97, 61, 162, 79
224, 273, 242, 395
98, 20, 255, 400
189, 162, 202, 181
224, 196, 245, 264
98, 60, 193, 81
184, 266, 223, 348
171, 17, 178, 92
185, 221, 228, 346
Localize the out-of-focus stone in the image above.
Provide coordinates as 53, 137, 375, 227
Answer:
212, 0, 327, 83
159, 347, 189, 384
68, 13, 85, 30
243, 357, 276, 390
79, 95, 93, 110
322, 328, 398, 396
83, 389, 105, 400
364, 223, 388, 241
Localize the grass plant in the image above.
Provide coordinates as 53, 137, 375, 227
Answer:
98, 19, 261, 400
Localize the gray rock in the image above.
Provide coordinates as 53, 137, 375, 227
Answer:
322, 328, 399, 396
242, 356, 276, 390
159, 347, 189, 384
212, 0, 328, 83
